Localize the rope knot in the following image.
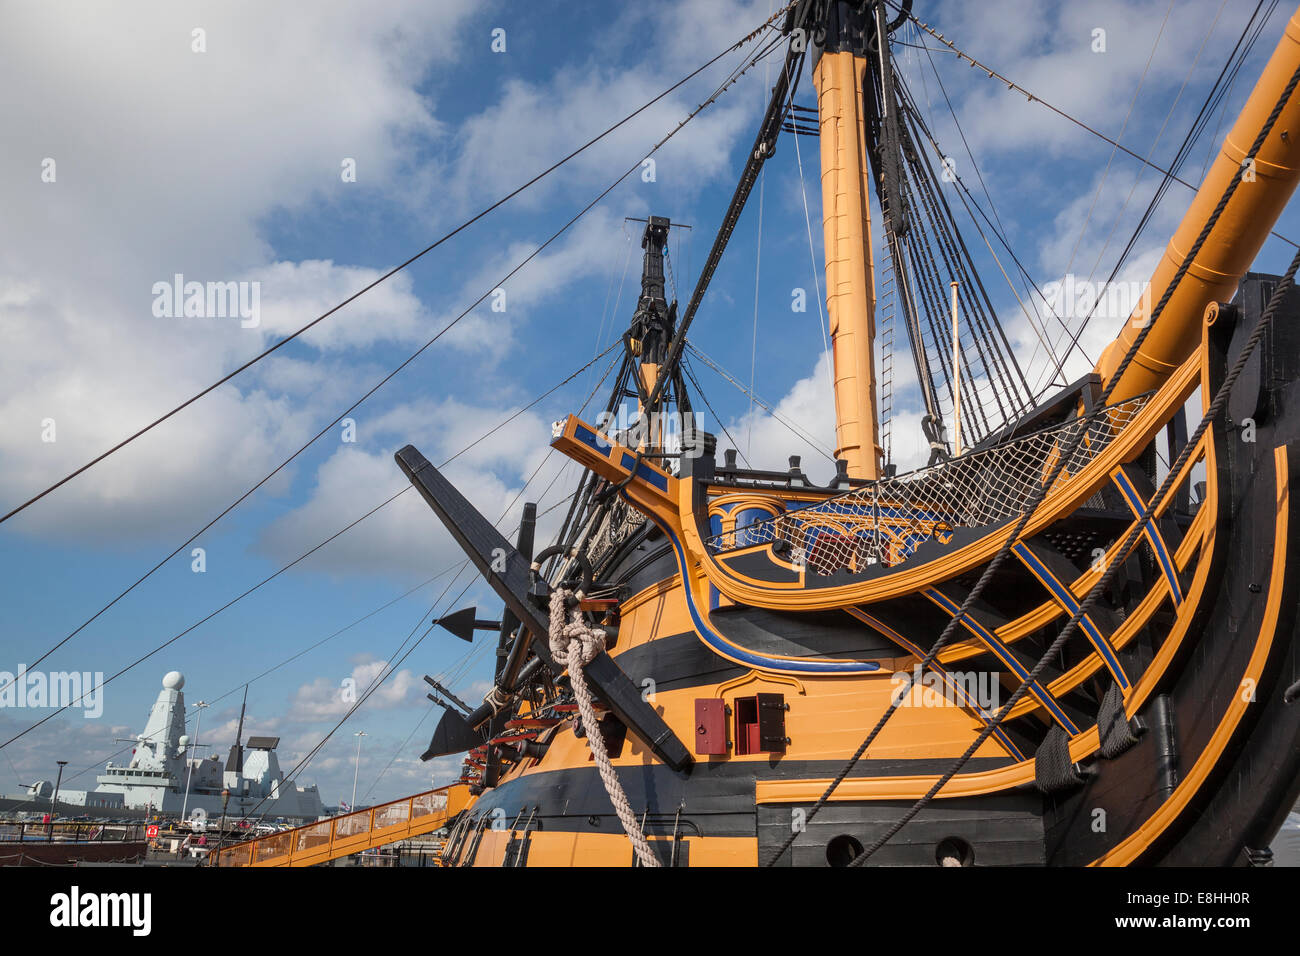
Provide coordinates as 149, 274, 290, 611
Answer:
548, 588, 605, 667
546, 586, 659, 866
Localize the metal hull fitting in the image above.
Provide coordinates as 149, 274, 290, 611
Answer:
403, 275, 1300, 867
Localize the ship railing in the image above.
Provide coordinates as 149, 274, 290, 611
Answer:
209, 785, 455, 867
0, 820, 147, 844
703, 393, 1151, 573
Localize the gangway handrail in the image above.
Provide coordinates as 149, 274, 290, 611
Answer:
209, 783, 468, 867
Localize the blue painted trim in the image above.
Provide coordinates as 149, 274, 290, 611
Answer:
641, 499, 880, 675
573, 424, 611, 455
849, 608, 1026, 760
1011, 543, 1130, 690
619, 452, 669, 491
924, 587, 1081, 734
1112, 470, 1183, 605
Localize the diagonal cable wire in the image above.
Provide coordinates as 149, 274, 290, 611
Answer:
0, 346, 617, 748
882, 0, 1299, 250
0, 342, 618, 700
3, 17, 786, 696
0, 10, 792, 528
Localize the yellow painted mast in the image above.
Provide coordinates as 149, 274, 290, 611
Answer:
1095, 6, 1300, 400
815, 46, 882, 480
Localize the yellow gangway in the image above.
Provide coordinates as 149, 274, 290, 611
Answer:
209, 783, 471, 867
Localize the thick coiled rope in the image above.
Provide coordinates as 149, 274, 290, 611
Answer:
548, 589, 659, 867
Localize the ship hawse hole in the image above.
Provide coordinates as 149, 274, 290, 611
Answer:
936, 836, 974, 867
826, 834, 864, 867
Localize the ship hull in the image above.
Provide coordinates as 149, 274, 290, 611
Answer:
436, 275, 1300, 867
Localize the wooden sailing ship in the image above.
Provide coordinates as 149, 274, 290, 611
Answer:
397, 0, 1300, 866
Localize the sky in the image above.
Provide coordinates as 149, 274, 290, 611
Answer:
2, 0, 1299, 809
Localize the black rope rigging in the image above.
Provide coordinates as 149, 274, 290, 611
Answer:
906, 23, 1074, 381
902, 84, 1035, 418
880, 0, 1297, 248
643, 27, 808, 415
863, 7, 1037, 451
552, 15, 814, 579
682, 357, 753, 469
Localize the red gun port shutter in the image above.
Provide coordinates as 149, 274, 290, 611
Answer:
706, 694, 789, 756
693, 699, 728, 755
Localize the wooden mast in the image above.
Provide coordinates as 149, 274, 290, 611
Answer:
815, 42, 882, 480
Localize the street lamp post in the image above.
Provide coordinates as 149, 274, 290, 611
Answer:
180, 701, 208, 826
48, 760, 67, 842
350, 731, 368, 815
216, 788, 230, 859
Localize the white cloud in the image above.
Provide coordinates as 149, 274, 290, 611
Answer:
252, 395, 569, 578
288, 657, 421, 723
249, 261, 430, 351
426, 208, 643, 360
905, 0, 1238, 161
0, 1, 484, 544
0, 0, 780, 550
721, 350, 837, 479
444, 0, 777, 216
446, 66, 753, 215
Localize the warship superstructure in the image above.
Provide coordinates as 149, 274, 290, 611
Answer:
14, 672, 324, 822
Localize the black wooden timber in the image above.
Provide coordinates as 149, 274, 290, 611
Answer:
757, 794, 1045, 867
495, 503, 536, 681
974, 373, 1102, 451
395, 444, 693, 772
1017, 537, 1124, 644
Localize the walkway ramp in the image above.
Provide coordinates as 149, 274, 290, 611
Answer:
210, 784, 469, 867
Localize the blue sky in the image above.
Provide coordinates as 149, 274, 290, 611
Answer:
2, 0, 1299, 807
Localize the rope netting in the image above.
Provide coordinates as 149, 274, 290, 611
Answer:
705, 393, 1152, 573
